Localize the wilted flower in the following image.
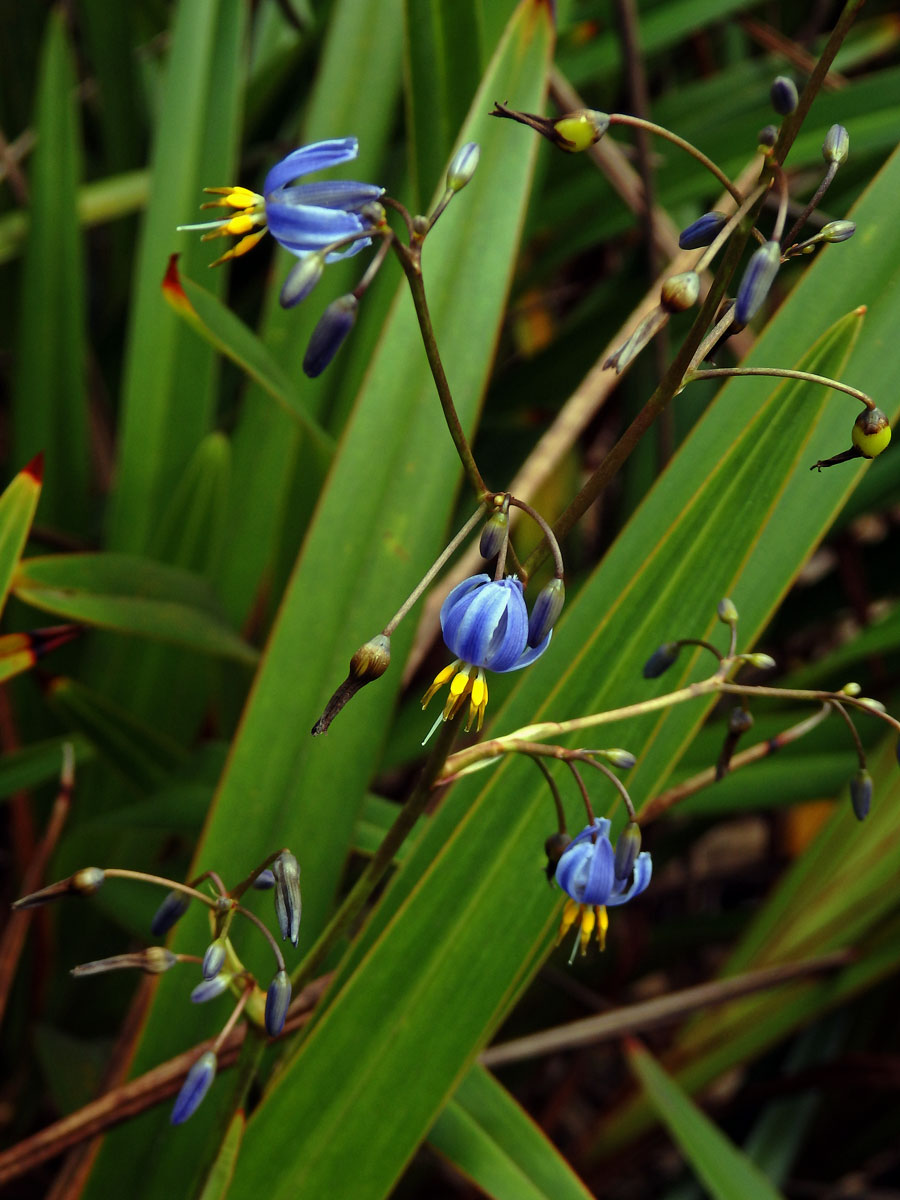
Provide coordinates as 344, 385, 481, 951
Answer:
555, 817, 652, 958
422, 574, 553, 732
178, 138, 383, 268
170, 1051, 217, 1125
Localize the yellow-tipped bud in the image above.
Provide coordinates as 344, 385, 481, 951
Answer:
660, 271, 700, 313
553, 109, 610, 152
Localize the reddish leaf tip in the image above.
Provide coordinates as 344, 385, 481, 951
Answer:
23, 452, 44, 484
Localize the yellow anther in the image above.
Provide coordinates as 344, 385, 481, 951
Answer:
208, 228, 267, 267
449, 670, 469, 697
596, 905, 608, 951
579, 906, 596, 955
556, 898, 580, 943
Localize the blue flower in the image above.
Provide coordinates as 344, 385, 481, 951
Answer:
170, 1051, 217, 1125
178, 138, 383, 268
555, 818, 652, 958
422, 574, 553, 732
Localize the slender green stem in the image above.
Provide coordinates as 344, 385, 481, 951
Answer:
783, 162, 838, 250
576, 755, 636, 820
527, 755, 567, 832
235, 903, 286, 972
391, 242, 488, 500
383, 504, 487, 636
770, 163, 790, 243
291, 719, 459, 993
686, 367, 874, 409
829, 699, 867, 769
508, 496, 565, 576
608, 113, 743, 203
564, 761, 595, 824
103, 868, 221, 910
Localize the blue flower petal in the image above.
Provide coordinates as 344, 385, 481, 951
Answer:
263, 138, 360, 194
275, 180, 384, 211
607, 850, 652, 906
482, 581, 529, 671
501, 628, 551, 673
568, 817, 611, 848
581, 833, 616, 904
444, 582, 513, 666
440, 574, 489, 628
266, 202, 365, 254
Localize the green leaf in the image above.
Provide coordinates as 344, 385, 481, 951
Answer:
625, 1040, 786, 1200
13, 553, 258, 665
0, 454, 43, 619
12, 13, 89, 532
162, 259, 334, 456
197, 1110, 245, 1200
429, 1064, 594, 1200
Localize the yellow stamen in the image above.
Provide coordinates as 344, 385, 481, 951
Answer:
468, 669, 488, 732
595, 905, 608, 951
579, 907, 596, 956
202, 186, 262, 209
556, 898, 581, 944
422, 661, 459, 708
208, 228, 267, 267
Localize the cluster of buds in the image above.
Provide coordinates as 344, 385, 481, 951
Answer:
14, 849, 303, 1125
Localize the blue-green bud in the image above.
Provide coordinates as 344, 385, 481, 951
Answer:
601, 748, 637, 770
447, 142, 480, 192
770, 76, 798, 115
823, 124, 849, 165
479, 499, 509, 560
280, 252, 325, 309
171, 1051, 217, 1125
527, 578, 565, 647
734, 240, 781, 325
202, 938, 227, 980
265, 969, 292, 1037
303, 294, 358, 378
745, 652, 776, 670
150, 889, 190, 936
820, 220, 855, 243
850, 768, 872, 821
642, 642, 679, 679
191, 973, 232, 1004
272, 851, 302, 946
614, 822, 642, 881
678, 211, 728, 251
717, 597, 738, 624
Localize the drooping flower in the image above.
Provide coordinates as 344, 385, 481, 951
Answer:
422, 574, 554, 733
555, 818, 652, 959
178, 138, 384, 268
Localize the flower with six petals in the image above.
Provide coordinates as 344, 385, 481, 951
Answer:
422, 574, 552, 733
178, 137, 383, 268
555, 818, 652, 959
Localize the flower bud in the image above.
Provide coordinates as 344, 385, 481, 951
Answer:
850, 768, 872, 821
272, 851, 302, 946
73, 867, 105, 895
71, 947, 178, 977
858, 696, 886, 713
479, 499, 509, 561
601, 748, 637, 770
727, 706, 753, 735
660, 271, 700, 313
823, 124, 849, 165
734, 240, 781, 325
191, 973, 232, 1004
770, 76, 798, 115
642, 642, 679, 679
13, 867, 106, 911
253, 868, 276, 889
851, 408, 891, 460
202, 938, 227, 980
303, 294, 358, 378
447, 142, 480, 191
553, 109, 609, 152
841, 682, 862, 697
678, 211, 728, 251
312, 635, 392, 735
265, 969, 292, 1037
280, 252, 325, 309
171, 1051, 217, 1125
150, 889, 191, 936
757, 124, 778, 148
745, 652, 776, 670
820, 220, 855, 243
527, 578, 565, 647
717, 597, 738, 624
614, 822, 642, 881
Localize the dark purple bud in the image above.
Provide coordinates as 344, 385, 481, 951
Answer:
770, 76, 798, 116
303, 294, 358, 377
265, 969, 292, 1037
758, 125, 778, 147
150, 889, 191, 937
642, 642, 679, 679
170, 1051, 217, 1125
544, 832, 572, 883
678, 211, 728, 251
823, 124, 849, 166
272, 851, 302, 946
253, 869, 276, 890
734, 240, 781, 325
850, 769, 872, 822
727, 706, 753, 735
527, 578, 565, 647
479, 499, 510, 561
202, 938, 227, 980
614, 822, 641, 881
